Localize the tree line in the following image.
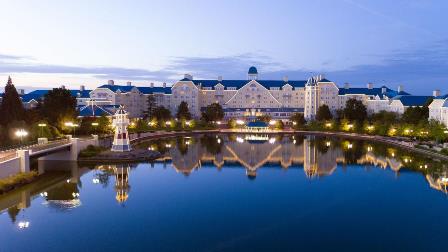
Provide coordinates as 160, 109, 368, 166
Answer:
289, 97, 446, 142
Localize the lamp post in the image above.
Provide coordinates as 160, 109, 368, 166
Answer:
64, 122, 78, 137
15, 129, 28, 146
38, 123, 47, 137
91, 122, 99, 135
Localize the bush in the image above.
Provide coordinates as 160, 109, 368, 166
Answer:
0, 171, 39, 194
78, 145, 107, 158
441, 148, 448, 156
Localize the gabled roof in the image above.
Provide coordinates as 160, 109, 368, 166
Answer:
97, 84, 172, 94
97, 84, 136, 93
338, 87, 408, 98
180, 79, 310, 89
391, 95, 432, 106
21, 90, 50, 102
77, 104, 117, 117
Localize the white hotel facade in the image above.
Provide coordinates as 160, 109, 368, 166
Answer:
87, 67, 435, 120
14, 67, 440, 122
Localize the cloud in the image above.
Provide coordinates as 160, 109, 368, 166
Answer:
167, 53, 285, 79
0, 54, 172, 81
1, 40, 448, 94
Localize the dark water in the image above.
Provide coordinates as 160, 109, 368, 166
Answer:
1, 134, 448, 252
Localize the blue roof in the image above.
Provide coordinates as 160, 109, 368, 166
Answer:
338, 87, 408, 98
137, 86, 172, 94
246, 121, 268, 127
21, 90, 49, 102
98, 84, 135, 93
77, 104, 117, 117
435, 94, 448, 99
70, 89, 91, 98
98, 84, 172, 94
183, 79, 308, 90
248, 66, 258, 74
21, 89, 92, 102
391, 95, 432, 106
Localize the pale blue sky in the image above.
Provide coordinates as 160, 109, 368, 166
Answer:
0, 0, 447, 94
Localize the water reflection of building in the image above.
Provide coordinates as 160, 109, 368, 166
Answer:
149, 134, 448, 195
159, 135, 342, 179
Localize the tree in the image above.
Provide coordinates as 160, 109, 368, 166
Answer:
290, 113, 306, 128
401, 107, 427, 124
176, 101, 192, 120
201, 103, 224, 122
343, 98, 367, 122
370, 111, 399, 125
0, 76, 25, 126
316, 104, 333, 121
40, 88, 77, 127
401, 98, 432, 124
153, 106, 172, 121
144, 95, 156, 119
256, 114, 271, 123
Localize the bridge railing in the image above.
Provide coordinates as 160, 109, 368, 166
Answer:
28, 139, 71, 154
0, 152, 18, 163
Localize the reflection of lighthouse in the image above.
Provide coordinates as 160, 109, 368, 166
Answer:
114, 165, 130, 204
111, 105, 131, 152
303, 137, 318, 178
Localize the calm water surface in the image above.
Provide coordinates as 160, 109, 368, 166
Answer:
1, 134, 448, 252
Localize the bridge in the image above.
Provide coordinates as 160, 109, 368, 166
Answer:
0, 136, 99, 178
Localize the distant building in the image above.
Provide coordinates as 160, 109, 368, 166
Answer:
11, 67, 440, 121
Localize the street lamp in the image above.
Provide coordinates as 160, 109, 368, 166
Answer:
91, 122, 99, 134
15, 129, 28, 145
38, 123, 47, 137
64, 122, 78, 137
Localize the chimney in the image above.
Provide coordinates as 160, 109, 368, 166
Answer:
367, 83, 373, 89
150, 82, 154, 88
60, 85, 66, 89
398, 85, 403, 93
344, 83, 350, 89
108, 80, 114, 85
283, 76, 289, 83
218, 76, 223, 82
80, 85, 85, 91
163, 82, 166, 88
127, 81, 132, 86
433, 89, 441, 97
183, 74, 193, 81
17, 89, 25, 95
382, 86, 387, 94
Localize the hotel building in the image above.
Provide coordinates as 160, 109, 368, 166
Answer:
7, 67, 437, 121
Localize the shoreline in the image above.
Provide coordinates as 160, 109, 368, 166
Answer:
125, 129, 448, 162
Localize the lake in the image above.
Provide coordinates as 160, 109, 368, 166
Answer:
1, 133, 448, 252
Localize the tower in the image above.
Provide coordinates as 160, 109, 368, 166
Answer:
248, 66, 258, 80
304, 75, 321, 120
111, 105, 131, 152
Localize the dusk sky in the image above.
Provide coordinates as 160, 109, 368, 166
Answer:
1, 0, 447, 94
